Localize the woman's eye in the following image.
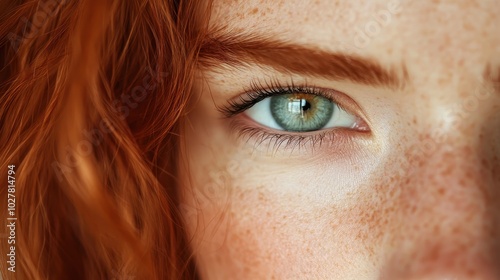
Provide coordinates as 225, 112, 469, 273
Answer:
244, 93, 357, 132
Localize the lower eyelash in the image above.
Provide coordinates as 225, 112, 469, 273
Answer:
229, 118, 341, 154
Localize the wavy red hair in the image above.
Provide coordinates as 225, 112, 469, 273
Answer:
0, 0, 210, 279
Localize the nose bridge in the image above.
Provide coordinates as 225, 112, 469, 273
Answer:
381, 126, 500, 279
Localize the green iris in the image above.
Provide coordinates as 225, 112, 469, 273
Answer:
270, 94, 334, 132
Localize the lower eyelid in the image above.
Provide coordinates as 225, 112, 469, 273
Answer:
228, 113, 370, 155
230, 119, 334, 152
236, 113, 359, 137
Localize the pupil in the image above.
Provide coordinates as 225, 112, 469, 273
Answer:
287, 98, 312, 114
301, 99, 311, 112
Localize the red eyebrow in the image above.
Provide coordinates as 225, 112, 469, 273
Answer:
198, 33, 409, 90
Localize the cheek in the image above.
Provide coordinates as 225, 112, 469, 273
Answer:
183, 187, 364, 278
179, 148, 390, 279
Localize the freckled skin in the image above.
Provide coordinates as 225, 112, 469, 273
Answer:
178, 0, 500, 279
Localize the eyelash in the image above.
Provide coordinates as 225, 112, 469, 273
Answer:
218, 79, 364, 151
220, 79, 346, 117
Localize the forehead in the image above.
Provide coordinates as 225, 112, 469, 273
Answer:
209, 0, 500, 73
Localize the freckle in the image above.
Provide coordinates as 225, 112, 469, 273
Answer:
258, 192, 265, 202
250, 7, 258, 15
441, 164, 453, 177
409, 204, 417, 214
437, 76, 449, 86
464, 169, 474, 180
481, 158, 489, 168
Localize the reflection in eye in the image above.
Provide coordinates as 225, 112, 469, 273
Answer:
245, 93, 357, 132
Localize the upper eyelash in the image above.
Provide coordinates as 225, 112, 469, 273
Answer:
218, 79, 340, 118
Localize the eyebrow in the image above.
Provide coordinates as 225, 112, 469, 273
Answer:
198, 33, 409, 90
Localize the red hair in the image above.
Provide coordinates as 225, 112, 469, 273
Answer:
0, 0, 210, 278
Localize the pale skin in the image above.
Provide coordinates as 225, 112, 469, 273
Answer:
178, 0, 500, 279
